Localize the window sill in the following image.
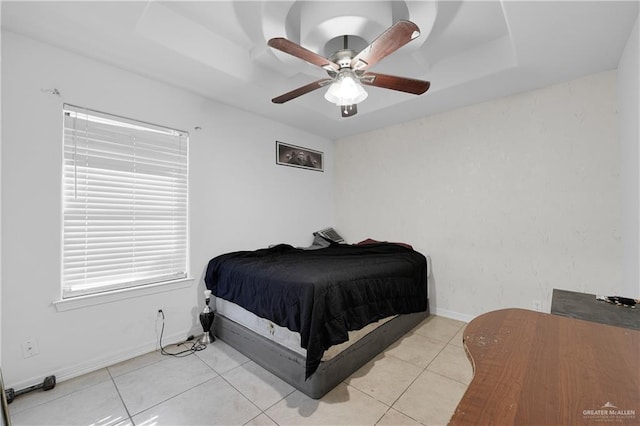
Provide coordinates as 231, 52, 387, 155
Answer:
52, 278, 194, 312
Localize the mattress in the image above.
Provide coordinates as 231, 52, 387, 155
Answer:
215, 297, 394, 361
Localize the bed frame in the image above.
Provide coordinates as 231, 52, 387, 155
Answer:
213, 306, 430, 399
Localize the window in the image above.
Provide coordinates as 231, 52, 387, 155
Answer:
62, 104, 188, 298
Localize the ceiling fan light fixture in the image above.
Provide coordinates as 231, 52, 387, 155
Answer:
324, 70, 368, 106
268, 20, 429, 115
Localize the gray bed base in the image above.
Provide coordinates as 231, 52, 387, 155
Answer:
212, 307, 430, 399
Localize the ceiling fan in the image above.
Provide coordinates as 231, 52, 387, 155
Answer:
268, 20, 431, 118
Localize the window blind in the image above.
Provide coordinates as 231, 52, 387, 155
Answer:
62, 104, 188, 298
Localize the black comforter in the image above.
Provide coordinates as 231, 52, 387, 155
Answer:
204, 242, 428, 378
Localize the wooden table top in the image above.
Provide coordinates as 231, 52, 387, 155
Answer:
449, 308, 640, 425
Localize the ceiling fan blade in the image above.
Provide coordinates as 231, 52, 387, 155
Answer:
272, 79, 333, 104
268, 38, 339, 72
340, 104, 358, 118
351, 20, 421, 71
360, 72, 430, 95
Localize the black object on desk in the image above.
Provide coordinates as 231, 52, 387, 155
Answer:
551, 288, 640, 330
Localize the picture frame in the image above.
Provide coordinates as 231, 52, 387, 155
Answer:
276, 141, 323, 172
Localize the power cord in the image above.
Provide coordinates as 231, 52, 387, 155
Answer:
157, 310, 206, 357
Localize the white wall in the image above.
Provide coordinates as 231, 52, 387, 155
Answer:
1, 31, 334, 388
335, 71, 621, 320
618, 14, 639, 298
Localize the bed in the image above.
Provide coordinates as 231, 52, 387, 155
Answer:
204, 240, 429, 398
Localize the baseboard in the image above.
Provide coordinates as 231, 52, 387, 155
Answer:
6, 330, 187, 391
432, 306, 476, 324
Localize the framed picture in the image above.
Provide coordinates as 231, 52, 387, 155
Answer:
276, 141, 323, 172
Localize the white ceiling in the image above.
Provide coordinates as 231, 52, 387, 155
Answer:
2, 1, 638, 140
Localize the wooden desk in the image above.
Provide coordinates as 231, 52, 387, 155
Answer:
449, 309, 640, 425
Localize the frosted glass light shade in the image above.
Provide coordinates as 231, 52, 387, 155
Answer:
324, 72, 368, 106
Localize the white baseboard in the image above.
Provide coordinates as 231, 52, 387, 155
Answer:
431, 306, 476, 324
7, 330, 188, 391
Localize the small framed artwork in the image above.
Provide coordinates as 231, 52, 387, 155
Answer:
276, 141, 323, 172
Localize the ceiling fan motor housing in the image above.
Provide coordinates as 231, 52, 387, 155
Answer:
328, 49, 357, 69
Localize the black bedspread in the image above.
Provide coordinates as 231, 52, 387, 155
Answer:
204, 242, 428, 378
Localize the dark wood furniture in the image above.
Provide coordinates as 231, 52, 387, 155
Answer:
551, 288, 639, 330
450, 308, 640, 425
214, 310, 429, 399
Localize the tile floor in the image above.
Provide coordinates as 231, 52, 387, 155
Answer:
8, 316, 471, 426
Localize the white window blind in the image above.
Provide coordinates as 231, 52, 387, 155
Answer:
62, 104, 188, 298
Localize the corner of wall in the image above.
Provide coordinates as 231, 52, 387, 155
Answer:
618, 12, 640, 298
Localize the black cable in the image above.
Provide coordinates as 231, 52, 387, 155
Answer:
158, 310, 206, 357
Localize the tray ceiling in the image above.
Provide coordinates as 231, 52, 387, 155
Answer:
2, 1, 638, 139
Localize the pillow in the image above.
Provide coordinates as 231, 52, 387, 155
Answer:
303, 234, 332, 250
356, 238, 380, 245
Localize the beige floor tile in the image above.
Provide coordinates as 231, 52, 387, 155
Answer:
8, 316, 475, 426
450, 325, 466, 348
245, 413, 279, 426
222, 361, 295, 410
108, 349, 165, 378
412, 315, 466, 344
131, 376, 260, 426
346, 353, 423, 406
393, 370, 467, 426
427, 344, 473, 385
195, 339, 250, 374
113, 354, 216, 416
376, 408, 422, 425
10, 380, 130, 426
384, 332, 446, 368
266, 382, 389, 425
8, 368, 111, 415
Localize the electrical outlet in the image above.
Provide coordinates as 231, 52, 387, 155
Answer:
22, 338, 39, 358
532, 300, 543, 312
